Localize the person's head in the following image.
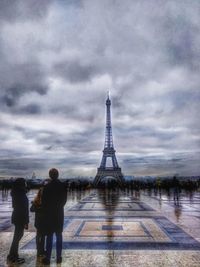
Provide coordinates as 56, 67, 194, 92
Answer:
49, 168, 59, 180
13, 178, 26, 191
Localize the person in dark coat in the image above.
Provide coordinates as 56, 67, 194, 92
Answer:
7, 178, 29, 264
41, 168, 67, 265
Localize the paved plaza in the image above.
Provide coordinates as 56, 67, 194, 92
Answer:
0, 189, 200, 266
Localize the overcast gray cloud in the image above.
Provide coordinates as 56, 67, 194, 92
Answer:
0, 0, 200, 178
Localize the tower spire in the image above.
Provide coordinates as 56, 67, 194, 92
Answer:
104, 91, 113, 149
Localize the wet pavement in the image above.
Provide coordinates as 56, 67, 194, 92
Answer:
0, 188, 200, 266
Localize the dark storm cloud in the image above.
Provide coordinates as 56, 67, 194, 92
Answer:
0, 149, 23, 159
54, 59, 99, 83
119, 125, 177, 141
2, 85, 26, 107
49, 102, 101, 123
121, 152, 200, 176
0, 62, 48, 88
0, 0, 200, 177
36, 127, 103, 153
18, 104, 42, 115
0, 0, 53, 22
163, 13, 200, 69
0, 158, 44, 172
1, 84, 46, 108
0, 62, 49, 114
0, 157, 48, 177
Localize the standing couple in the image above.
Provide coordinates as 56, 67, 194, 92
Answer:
7, 168, 67, 265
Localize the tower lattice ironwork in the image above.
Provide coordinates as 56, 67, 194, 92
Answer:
94, 93, 124, 186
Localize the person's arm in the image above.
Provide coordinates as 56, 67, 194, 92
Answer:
30, 201, 42, 212
24, 195, 29, 225
18, 194, 29, 228
41, 185, 48, 210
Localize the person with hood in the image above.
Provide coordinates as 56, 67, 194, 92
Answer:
7, 178, 29, 264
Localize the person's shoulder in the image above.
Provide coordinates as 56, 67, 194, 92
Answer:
54, 179, 64, 185
56, 180, 66, 191
45, 181, 52, 187
56, 180, 65, 189
43, 181, 53, 192
43, 179, 65, 190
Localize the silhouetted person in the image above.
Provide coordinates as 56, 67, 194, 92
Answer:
7, 178, 29, 264
30, 180, 49, 257
2, 180, 9, 200
174, 204, 182, 222
172, 176, 180, 205
41, 169, 67, 265
156, 178, 162, 198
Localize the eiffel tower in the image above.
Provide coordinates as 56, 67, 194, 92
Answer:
94, 93, 124, 186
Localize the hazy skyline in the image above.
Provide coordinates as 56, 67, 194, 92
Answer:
0, 0, 200, 178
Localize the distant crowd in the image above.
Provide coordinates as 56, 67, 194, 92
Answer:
1, 176, 200, 191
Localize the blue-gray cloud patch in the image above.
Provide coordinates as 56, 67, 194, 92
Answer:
54, 59, 100, 83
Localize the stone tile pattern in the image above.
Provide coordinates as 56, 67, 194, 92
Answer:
1, 190, 200, 266
23, 191, 200, 250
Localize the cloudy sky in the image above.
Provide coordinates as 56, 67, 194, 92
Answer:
0, 0, 200, 178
